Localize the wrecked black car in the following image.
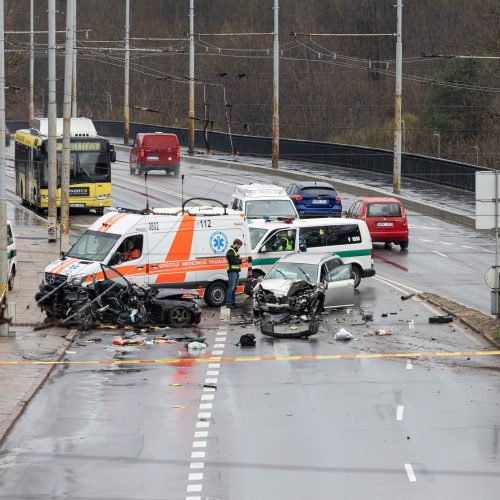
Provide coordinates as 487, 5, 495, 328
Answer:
36, 264, 201, 329
253, 253, 355, 338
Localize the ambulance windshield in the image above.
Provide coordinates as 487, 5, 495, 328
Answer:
246, 200, 296, 218
67, 230, 120, 262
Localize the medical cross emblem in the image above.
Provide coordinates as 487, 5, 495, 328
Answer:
209, 231, 228, 254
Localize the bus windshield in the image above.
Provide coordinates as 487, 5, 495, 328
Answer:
67, 230, 120, 261
40, 150, 111, 187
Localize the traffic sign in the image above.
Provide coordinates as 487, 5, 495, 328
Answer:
485, 266, 500, 289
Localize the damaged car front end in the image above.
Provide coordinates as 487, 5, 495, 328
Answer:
254, 279, 325, 337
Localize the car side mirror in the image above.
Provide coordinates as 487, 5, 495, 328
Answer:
110, 147, 117, 163
259, 245, 267, 253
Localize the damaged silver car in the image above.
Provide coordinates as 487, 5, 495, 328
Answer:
254, 252, 355, 337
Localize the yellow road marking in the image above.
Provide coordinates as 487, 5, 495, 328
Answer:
0, 350, 499, 366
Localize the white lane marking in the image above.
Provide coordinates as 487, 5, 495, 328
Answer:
187, 484, 202, 493
215, 337, 226, 342
396, 405, 405, 421
186, 496, 201, 500
440, 241, 452, 245
193, 441, 207, 448
208, 363, 220, 369
406, 361, 413, 370
199, 403, 213, 410
198, 412, 211, 419
213, 344, 225, 348
375, 275, 422, 294
203, 387, 216, 392
201, 394, 214, 401
206, 370, 219, 376
461, 245, 474, 249
191, 451, 205, 459
212, 350, 224, 355
193, 174, 235, 187
485, 249, 495, 253
205, 378, 218, 384
188, 473, 204, 481
419, 239, 433, 242
433, 250, 448, 258
194, 431, 208, 438
190, 462, 205, 469
404, 463, 417, 482
196, 421, 210, 428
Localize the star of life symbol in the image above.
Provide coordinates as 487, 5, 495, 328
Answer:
210, 231, 228, 254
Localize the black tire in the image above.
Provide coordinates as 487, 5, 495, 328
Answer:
8, 266, 15, 291
400, 240, 409, 250
167, 306, 193, 327
384, 242, 392, 249
174, 166, 180, 176
204, 282, 227, 307
95, 208, 104, 216
352, 265, 362, 288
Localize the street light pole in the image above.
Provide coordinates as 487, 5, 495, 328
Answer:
61, 0, 74, 254
47, 0, 57, 242
123, 0, 129, 145
473, 145, 479, 165
71, 0, 77, 117
29, 0, 34, 127
188, 0, 195, 155
0, 0, 9, 336
433, 132, 441, 158
271, 0, 279, 169
392, 0, 402, 193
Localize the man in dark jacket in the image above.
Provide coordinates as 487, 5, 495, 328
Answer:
226, 239, 243, 308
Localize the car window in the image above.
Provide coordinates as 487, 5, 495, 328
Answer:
7, 224, 13, 246
237, 199, 243, 211
265, 229, 296, 252
301, 226, 327, 248
324, 224, 362, 245
249, 228, 268, 250
367, 202, 402, 217
349, 201, 361, 216
246, 200, 297, 218
67, 230, 120, 261
326, 264, 351, 282
114, 235, 144, 263
231, 198, 238, 210
266, 262, 318, 282
300, 187, 337, 197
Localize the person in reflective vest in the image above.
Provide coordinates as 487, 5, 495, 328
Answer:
226, 239, 243, 308
276, 233, 293, 251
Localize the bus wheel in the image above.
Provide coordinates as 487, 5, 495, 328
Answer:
95, 208, 104, 216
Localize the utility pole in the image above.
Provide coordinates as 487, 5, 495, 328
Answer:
392, 0, 402, 194
71, 0, 77, 117
47, 0, 57, 242
0, 0, 9, 336
123, 0, 129, 145
272, 0, 279, 169
61, 0, 74, 254
29, 0, 34, 127
188, 0, 195, 155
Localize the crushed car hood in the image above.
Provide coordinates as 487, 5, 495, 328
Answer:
258, 278, 315, 298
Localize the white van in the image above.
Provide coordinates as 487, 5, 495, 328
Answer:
229, 184, 299, 220
248, 218, 375, 287
7, 221, 16, 290
44, 205, 252, 307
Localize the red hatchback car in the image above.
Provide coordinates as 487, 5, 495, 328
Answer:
346, 197, 409, 249
130, 132, 180, 175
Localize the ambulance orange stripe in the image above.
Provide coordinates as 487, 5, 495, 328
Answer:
49, 257, 78, 274
155, 214, 196, 284
98, 212, 128, 233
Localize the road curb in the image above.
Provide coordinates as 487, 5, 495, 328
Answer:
0, 328, 78, 447
418, 292, 500, 348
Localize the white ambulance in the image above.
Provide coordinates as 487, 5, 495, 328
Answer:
43, 203, 252, 307
229, 184, 299, 220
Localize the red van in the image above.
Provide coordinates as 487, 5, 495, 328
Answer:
346, 197, 409, 249
129, 132, 180, 175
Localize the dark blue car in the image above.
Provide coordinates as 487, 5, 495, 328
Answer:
286, 181, 342, 218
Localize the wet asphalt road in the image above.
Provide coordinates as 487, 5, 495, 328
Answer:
0, 277, 499, 499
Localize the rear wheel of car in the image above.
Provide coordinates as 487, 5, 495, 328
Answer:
204, 282, 227, 307
174, 166, 180, 176
167, 306, 193, 327
8, 266, 15, 291
400, 240, 409, 250
352, 265, 362, 288
384, 242, 392, 249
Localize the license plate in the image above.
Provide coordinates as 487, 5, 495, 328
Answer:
147, 155, 159, 160
312, 200, 328, 205
377, 222, 394, 227
70, 203, 85, 207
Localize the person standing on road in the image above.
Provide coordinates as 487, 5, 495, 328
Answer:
226, 238, 243, 309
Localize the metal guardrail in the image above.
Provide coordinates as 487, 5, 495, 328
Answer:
8, 119, 488, 192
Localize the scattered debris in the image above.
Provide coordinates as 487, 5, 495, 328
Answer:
375, 329, 393, 336
112, 336, 145, 346
431, 337, 436, 341
236, 333, 256, 347
153, 337, 177, 344
429, 315, 453, 324
408, 320, 415, 330
401, 293, 415, 301
65, 350, 76, 354
381, 313, 388, 318
173, 405, 187, 409
390, 312, 398, 315
85, 338, 102, 343
186, 341, 207, 352
203, 384, 217, 390
334, 328, 353, 341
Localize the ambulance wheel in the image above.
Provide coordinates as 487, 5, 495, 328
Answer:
204, 282, 227, 307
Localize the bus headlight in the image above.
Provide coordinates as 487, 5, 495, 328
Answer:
95, 194, 111, 200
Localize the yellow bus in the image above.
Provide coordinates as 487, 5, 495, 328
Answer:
14, 117, 116, 215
